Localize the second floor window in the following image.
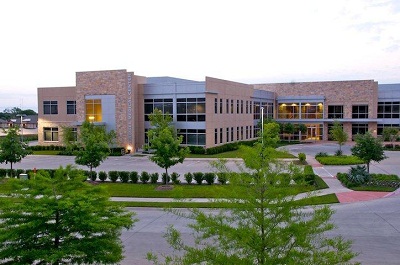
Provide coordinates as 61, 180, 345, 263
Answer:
67, 101, 76, 115
352, 105, 368, 119
43, 101, 58, 115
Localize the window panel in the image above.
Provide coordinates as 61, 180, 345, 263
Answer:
43, 101, 58, 115
67, 101, 76, 115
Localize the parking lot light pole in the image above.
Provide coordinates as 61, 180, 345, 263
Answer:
16, 114, 27, 142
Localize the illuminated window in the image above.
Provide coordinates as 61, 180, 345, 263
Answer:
85, 99, 102, 122
301, 103, 324, 119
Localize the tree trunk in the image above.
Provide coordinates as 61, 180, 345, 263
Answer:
164, 168, 168, 185
10, 162, 13, 178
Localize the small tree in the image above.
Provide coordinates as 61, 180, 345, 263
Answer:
330, 121, 348, 153
0, 165, 135, 264
351, 132, 386, 173
147, 109, 189, 184
75, 121, 114, 175
148, 124, 358, 265
382, 127, 399, 149
0, 127, 30, 177
283, 122, 295, 142
298, 123, 307, 141
61, 126, 78, 155
261, 121, 280, 148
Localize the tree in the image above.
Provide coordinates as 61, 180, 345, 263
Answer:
0, 166, 135, 264
330, 121, 348, 153
75, 121, 114, 175
382, 127, 399, 149
147, 109, 189, 184
283, 122, 295, 142
298, 123, 307, 141
260, 121, 280, 148
148, 126, 358, 265
61, 126, 78, 155
351, 132, 386, 173
0, 127, 30, 177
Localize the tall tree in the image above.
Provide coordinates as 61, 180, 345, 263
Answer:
148, 125, 358, 265
75, 121, 114, 175
330, 121, 348, 153
147, 109, 189, 185
283, 122, 295, 142
351, 132, 386, 173
0, 127, 30, 177
0, 166, 135, 264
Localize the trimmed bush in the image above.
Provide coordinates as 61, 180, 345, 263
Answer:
315, 152, 328, 157
108, 171, 119, 183
140, 171, 150, 184
298, 153, 306, 163
335, 149, 343, 156
193, 172, 204, 185
171, 172, 180, 184
129, 171, 139, 183
188, 146, 206, 154
184, 172, 193, 184
217, 172, 228, 184
204, 172, 216, 185
303, 165, 314, 175
98, 171, 107, 182
150, 173, 159, 184
205, 143, 239, 155
119, 171, 130, 183
88, 171, 97, 181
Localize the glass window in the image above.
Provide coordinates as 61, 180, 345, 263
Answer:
328, 105, 343, 119
352, 123, 368, 138
215, 128, 218, 144
176, 98, 206, 122
67, 101, 76, 115
43, 127, 58, 141
301, 103, 323, 119
43, 101, 58, 115
215, 98, 218, 114
378, 102, 400, 119
352, 105, 368, 119
219, 99, 223, 113
85, 99, 102, 122
144, 98, 174, 121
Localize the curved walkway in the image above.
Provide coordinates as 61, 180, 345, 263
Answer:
306, 156, 393, 203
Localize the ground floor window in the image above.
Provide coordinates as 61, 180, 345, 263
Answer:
178, 129, 206, 146
352, 123, 368, 138
44, 127, 59, 142
377, 124, 400, 136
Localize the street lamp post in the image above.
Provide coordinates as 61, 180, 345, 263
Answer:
261, 107, 264, 145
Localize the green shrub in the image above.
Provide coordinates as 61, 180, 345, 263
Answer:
184, 172, 193, 184
129, 171, 139, 183
162, 173, 170, 184
335, 149, 343, 156
108, 171, 119, 183
140, 171, 150, 184
16, 169, 25, 177
88, 171, 97, 181
298, 153, 306, 163
171, 172, 180, 184
193, 172, 204, 185
188, 146, 206, 154
205, 143, 239, 155
0, 168, 7, 177
303, 165, 314, 175
150, 173, 159, 184
98, 171, 107, 182
119, 171, 130, 183
217, 172, 228, 184
315, 152, 328, 157
348, 165, 370, 184
204, 172, 216, 185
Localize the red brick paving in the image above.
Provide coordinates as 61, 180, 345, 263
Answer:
336, 191, 392, 203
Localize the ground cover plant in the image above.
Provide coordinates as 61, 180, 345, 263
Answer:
337, 166, 399, 192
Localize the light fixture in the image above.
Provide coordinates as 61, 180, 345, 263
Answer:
291, 103, 297, 106
305, 103, 311, 106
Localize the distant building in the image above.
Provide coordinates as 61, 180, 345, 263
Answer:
37, 69, 400, 151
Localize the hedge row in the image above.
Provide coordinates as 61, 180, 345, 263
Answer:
28, 145, 125, 156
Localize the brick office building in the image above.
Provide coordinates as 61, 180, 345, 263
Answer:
37, 69, 400, 151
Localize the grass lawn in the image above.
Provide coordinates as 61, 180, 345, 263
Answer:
315, 155, 363, 165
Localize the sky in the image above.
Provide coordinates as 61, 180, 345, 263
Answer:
0, 0, 399, 112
